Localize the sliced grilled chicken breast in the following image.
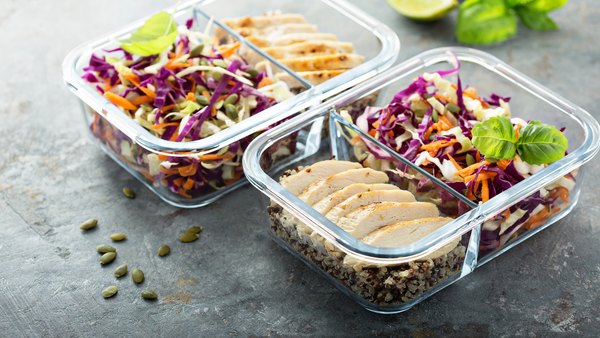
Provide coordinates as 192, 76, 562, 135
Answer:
279, 160, 362, 196
312, 183, 399, 215
222, 14, 307, 30
298, 168, 389, 206
258, 54, 363, 73
338, 201, 439, 240
263, 41, 355, 59
236, 23, 318, 38
325, 190, 417, 224
343, 217, 459, 268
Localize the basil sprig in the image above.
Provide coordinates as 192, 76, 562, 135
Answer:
456, 0, 568, 44
472, 116, 568, 165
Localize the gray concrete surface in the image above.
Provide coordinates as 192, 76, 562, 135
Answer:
1, 0, 600, 337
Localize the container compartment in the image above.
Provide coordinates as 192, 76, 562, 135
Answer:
62, 0, 399, 207
243, 47, 600, 313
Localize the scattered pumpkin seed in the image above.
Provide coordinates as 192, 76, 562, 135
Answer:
172, 104, 181, 112
80, 218, 98, 230
445, 103, 460, 113
466, 153, 475, 166
212, 59, 228, 68
97, 244, 116, 253
103, 286, 118, 298
132, 269, 144, 283
195, 85, 208, 95
225, 104, 239, 120
224, 94, 238, 106
216, 146, 229, 156
422, 93, 433, 99
110, 233, 127, 241
212, 71, 223, 82
246, 68, 258, 78
189, 44, 205, 57
141, 289, 157, 299
100, 252, 116, 265
196, 95, 210, 106
431, 109, 439, 122
187, 226, 203, 234
114, 264, 127, 277
123, 187, 136, 199
179, 232, 199, 243
158, 245, 170, 257
199, 58, 209, 66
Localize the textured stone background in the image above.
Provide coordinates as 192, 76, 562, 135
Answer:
1, 0, 600, 337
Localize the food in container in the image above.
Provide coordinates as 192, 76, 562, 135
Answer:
268, 160, 466, 305
243, 47, 600, 313
62, 0, 399, 207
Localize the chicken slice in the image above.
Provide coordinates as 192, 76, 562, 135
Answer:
343, 217, 460, 268
312, 183, 399, 215
337, 201, 439, 240
279, 160, 362, 196
325, 190, 416, 224
236, 23, 318, 38
263, 40, 355, 59
298, 168, 389, 206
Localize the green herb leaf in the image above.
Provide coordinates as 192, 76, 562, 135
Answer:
120, 11, 178, 56
516, 121, 568, 165
515, 6, 558, 30
472, 116, 517, 160
505, 0, 534, 7
456, 0, 518, 44
525, 0, 568, 12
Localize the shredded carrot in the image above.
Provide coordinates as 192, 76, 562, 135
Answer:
216, 94, 228, 102
122, 73, 140, 84
455, 161, 490, 177
158, 154, 169, 161
258, 77, 273, 89
462, 87, 490, 109
211, 105, 217, 117
185, 92, 195, 101
557, 187, 570, 203
173, 177, 184, 187
102, 79, 121, 92
434, 93, 457, 105
502, 208, 511, 220
165, 61, 192, 71
161, 167, 179, 175
104, 92, 138, 111
350, 136, 362, 146
423, 122, 451, 140
497, 159, 512, 170
446, 154, 462, 171
178, 163, 198, 177
223, 170, 243, 186
515, 124, 521, 142
438, 115, 453, 129
476, 150, 481, 162
169, 130, 179, 142
219, 41, 241, 58
202, 91, 210, 100
122, 73, 156, 99
183, 178, 195, 190
465, 171, 497, 183
178, 189, 192, 199
198, 154, 234, 161
451, 84, 458, 90
130, 95, 152, 106
454, 155, 466, 161
481, 179, 490, 203
368, 129, 378, 138
176, 41, 184, 59
419, 139, 458, 152
524, 207, 562, 230
150, 122, 179, 130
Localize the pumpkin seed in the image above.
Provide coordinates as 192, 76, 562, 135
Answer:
199, 58, 209, 66
212, 71, 223, 82
123, 187, 135, 199
189, 44, 205, 57
196, 95, 210, 106
422, 93, 433, 100
140, 103, 153, 112
103, 286, 118, 298
225, 104, 239, 120
246, 68, 258, 78
431, 109, 438, 122
187, 226, 203, 234
100, 252, 116, 265
445, 103, 460, 113
141, 289, 157, 299
110, 233, 127, 241
114, 264, 127, 277
132, 269, 144, 283
224, 94, 238, 106
195, 85, 208, 95
179, 232, 199, 243
216, 146, 229, 156
212, 59, 228, 69
80, 218, 98, 230
158, 245, 170, 257
97, 244, 116, 253
172, 104, 181, 112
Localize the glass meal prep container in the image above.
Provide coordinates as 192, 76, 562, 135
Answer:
61, 0, 399, 207
243, 47, 600, 313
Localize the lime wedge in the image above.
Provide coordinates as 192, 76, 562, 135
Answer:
386, 0, 458, 21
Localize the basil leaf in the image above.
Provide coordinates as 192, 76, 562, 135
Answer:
515, 6, 558, 30
505, 0, 534, 7
120, 11, 178, 56
516, 121, 568, 165
472, 116, 517, 160
526, 0, 568, 12
456, 0, 518, 44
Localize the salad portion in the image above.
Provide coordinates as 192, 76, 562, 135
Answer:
82, 9, 296, 198
347, 53, 574, 255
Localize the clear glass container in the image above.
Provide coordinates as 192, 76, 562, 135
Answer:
61, 0, 400, 207
243, 47, 600, 313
